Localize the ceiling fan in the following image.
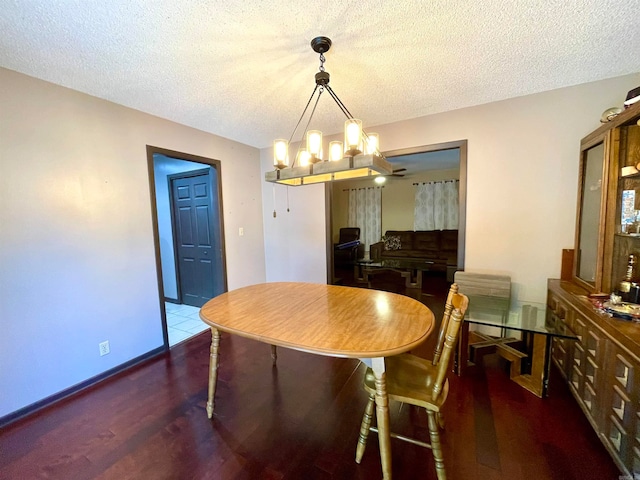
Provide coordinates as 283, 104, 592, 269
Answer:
374, 167, 407, 184
388, 168, 406, 177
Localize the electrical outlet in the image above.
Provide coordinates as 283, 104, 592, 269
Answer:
239, 227, 244, 236
99, 340, 110, 356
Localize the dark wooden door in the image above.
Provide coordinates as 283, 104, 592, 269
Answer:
171, 169, 224, 307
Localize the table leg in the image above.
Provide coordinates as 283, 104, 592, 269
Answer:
456, 321, 470, 375
371, 357, 392, 480
353, 264, 372, 288
354, 263, 362, 282
403, 268, 423, 289
529, 334, 552, 397
207, 327, 221, 419
508, 333, 552, 398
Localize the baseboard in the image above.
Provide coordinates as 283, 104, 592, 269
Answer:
0, 346, 166, 429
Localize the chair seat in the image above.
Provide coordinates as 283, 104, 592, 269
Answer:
363, 353, 449, 411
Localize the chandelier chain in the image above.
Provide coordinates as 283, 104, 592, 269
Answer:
319, 52, 326, 72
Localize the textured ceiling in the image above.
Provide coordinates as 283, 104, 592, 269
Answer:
1, 1, 639, 149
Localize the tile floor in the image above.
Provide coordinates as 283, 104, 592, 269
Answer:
165, 302, 209, 346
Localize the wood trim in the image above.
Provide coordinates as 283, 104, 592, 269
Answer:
597, 132, 612, 289
457, 140, 468, 270
325, 182, 334, 284
602, 127, 622, 292
325, 139, 468, 276
561, 249, 574, 280
581, 102, 640, 147
146, 146, 229, 346
572, 131, 610, 293
382, 140, 467, 158
146, 146, 170, 346
0, 346, 166, 429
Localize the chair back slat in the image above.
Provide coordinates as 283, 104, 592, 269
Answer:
432, 283, 458, 366
431, 293, 469, 401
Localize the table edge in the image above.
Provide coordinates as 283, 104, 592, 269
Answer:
199, 318, 433, 358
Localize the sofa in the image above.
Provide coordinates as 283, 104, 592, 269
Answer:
370, 230, 458, 277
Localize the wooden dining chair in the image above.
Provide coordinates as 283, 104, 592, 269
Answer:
432, 283, 460, 367
355, 286, 469, 480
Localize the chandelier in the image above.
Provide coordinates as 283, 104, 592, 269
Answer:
265, 36, 392, 186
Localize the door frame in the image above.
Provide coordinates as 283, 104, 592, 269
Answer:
146, 146, 228, 347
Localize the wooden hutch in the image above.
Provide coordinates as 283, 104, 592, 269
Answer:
547, 100, 640, 476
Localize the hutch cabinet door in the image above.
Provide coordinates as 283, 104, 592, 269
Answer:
574, 131, 610, 293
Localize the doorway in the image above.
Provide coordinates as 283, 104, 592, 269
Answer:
147, 146, 228, 347
327, 140, 467, 285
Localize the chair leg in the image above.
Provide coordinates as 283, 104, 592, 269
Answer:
355, 393, 376, 463
427, 410, 447, 480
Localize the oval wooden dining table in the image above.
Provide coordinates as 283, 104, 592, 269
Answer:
199, 282, 435, 480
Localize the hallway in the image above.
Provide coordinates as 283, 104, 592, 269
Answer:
165, 302, 208, 346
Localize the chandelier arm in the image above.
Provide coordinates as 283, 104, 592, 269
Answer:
324, 85, 355, 120
325, 85, 376, 146
287, 84, 320, 147
298, 89, 324, 158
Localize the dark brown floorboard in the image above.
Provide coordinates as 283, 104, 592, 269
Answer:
0, 272, 621, 479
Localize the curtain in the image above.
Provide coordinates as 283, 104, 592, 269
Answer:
414, 180, 459, 230
348, 187, 382, 251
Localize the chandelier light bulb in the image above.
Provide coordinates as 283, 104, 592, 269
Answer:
344, 119, 363, 156
306, 130, 323, 161
366, 133, 379, 155
273, 139, 289, 168
329, 141, 343, 161
297, 149, 311, 167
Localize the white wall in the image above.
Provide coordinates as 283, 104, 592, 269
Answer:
0, 68, 266, 418
261, 73, 640, 302
260, 166, 328, 283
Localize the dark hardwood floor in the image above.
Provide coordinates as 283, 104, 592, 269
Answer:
0, 271, 621, 479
